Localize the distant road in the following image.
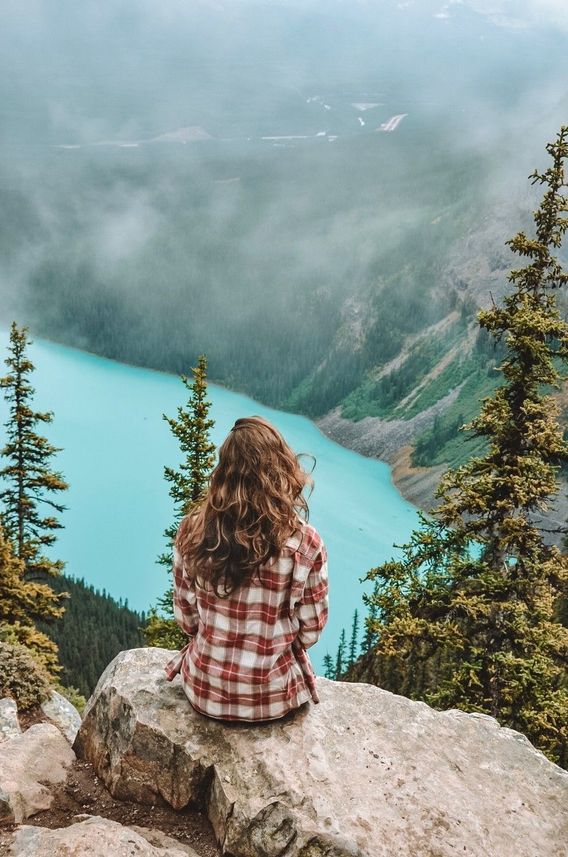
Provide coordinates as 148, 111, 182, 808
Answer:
378, 114, 408, 132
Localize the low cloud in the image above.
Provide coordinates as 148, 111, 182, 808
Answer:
457, 0, 568, 29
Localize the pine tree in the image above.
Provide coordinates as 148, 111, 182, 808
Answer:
358, 128, 568, 767
347, 609, 359, 668
0, 323, 68, 580
335, 628, 347, 679
360, 581, 380, 653
0, 524, 61, 675
144, 355, 216, 648
0, 324, 67, 677
322, 653, 335, 680
157, 355, 216, 568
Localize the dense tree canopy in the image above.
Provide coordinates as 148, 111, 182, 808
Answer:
350, 128, 568, 767
41, 575, 145, 698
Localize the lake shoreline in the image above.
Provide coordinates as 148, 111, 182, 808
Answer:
27, 330, 436, 508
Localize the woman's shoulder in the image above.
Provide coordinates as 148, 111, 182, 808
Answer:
283, 519, 324, 561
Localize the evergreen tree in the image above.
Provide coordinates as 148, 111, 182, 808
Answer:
347, 609, 359, 668
157, 355, 216, 568
322, 653, 335, 680
0, 524, 62, 675
335, 628, 347, 679
144, 355, 216, 648
360, 581, 380, 653
0, 323, 68, 580
0, 324, 68, 677
358, 128, 568, 767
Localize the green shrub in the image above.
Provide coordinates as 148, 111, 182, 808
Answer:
0, 641, 51, 711
143, 608, 185, 650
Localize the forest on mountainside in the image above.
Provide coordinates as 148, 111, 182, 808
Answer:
39, 575, 145, 698
5, 128, 484, 412
2, 134, 540, 473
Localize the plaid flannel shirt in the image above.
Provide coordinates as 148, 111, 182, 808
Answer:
164, 521, 328, 722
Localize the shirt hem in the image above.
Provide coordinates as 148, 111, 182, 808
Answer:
183, 685, 312, 723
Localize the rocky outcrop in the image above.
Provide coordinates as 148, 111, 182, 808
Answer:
75, 647, 568, 857
0, 722, 75, 824
0, 698, 20, 743
316, 387, 462, 467
9, 816, 201, 856
41, 689, 82, 744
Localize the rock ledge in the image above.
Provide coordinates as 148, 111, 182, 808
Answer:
75, 648, 568, 857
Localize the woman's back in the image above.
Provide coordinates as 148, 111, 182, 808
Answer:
166, 518, 328, 721
165, 415, 329, 722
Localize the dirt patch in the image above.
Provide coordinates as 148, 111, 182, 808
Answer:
0, 756, 221, 857
16, 704, 48, 731
390, 444, 447, 511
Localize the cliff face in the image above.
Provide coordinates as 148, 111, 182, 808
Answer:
316, 392, 463, 466
74, 647, 568, 857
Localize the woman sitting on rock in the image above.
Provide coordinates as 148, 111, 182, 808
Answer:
165, 415, 329, 722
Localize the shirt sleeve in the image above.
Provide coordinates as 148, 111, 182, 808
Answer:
172, 546, 199, 637
296, 543, 329, 649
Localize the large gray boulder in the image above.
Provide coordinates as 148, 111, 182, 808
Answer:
10, 816, 201, 856
75, 648, 568, 857
0, 722, 75, 824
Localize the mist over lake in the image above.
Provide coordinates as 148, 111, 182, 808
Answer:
0, 333, 419, 670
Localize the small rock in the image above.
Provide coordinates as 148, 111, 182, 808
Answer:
41, 690, 82, 744
0, 698, 20, 743
232, 801, 298, 857
0, 722, 75, 825
10, 816, 200, 855
131, 825, 201, 856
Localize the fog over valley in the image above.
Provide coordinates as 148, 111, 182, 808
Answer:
1, 0, 567, 421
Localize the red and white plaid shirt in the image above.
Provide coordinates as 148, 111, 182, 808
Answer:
164, 521, 328, 722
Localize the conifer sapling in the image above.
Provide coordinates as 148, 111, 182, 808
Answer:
144, 355, 216, 648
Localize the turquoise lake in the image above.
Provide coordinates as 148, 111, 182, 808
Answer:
0, 334, 419, 671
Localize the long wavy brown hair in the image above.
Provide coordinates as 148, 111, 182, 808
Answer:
176, 416, 313, 596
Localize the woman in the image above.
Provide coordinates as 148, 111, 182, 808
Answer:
164, 415, 329, 722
